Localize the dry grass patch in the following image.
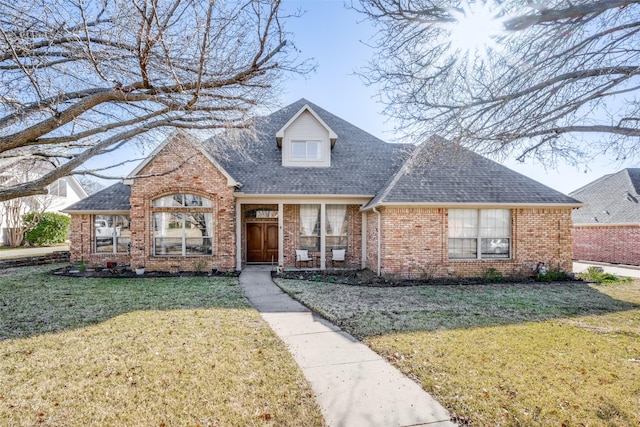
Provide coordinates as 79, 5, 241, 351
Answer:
275, 278, 640, 426
1, 265, 324, 426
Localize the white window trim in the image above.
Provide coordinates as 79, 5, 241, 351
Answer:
94, 215, 130, 254
283, 138, 330, 167
448, 209, 511, 260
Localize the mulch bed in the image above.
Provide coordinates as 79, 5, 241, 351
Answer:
51, 265, 240, 279
273, 269, 577, 287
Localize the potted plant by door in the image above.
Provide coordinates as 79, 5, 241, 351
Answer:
135, 265, 145, 275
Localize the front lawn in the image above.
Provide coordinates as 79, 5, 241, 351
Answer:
275, 278, 640, 426
1, 265, 324, 426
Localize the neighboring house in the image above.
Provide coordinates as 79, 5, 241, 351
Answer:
0, 160, 88, 245
570, 169, 640, 266
63, 99, 580, 277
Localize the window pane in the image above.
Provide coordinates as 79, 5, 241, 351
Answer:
449, 209, 477, 238
326, 204, 348, 249
307, 141, 320, 159
95, 215, 114, 252
94, 215, 131, 253
291, 141, 307, 159
480, 209, 510, 238
481, 238, 510, 259
153, 194, 183, 207
153, 193, 212, 207
299, 204, 320, 251
96, 237, 114, 253
154, 212, 182, 255
116, 236, 131, 253
155, 237, 183, 255
448, 238, 477, 259
184, 212, 212, 255
183, 194, 212, 207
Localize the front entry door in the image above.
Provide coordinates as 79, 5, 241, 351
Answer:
247, 223, 279, 263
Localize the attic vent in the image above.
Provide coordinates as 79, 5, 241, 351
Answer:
626, 192, 638, 203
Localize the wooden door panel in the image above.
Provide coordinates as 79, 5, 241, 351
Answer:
265, 224, 279, 263
247, 223, 263, 262
246, 223, 279, 263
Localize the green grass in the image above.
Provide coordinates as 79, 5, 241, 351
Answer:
275, 278, 640, 426
1, 265, 324, 426
274, 279, 637, 338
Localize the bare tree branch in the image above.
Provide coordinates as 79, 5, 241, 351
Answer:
354, 0, 640, 165
0, 0, 313, 201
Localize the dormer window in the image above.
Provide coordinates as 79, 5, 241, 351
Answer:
276, 104, 337, 168
291, 140, 321, 160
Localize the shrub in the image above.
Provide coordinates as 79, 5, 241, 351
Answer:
24, 212, 71, 246
579, 267, 632, 284
482, 267, 504, 283
535, 265, 570, 282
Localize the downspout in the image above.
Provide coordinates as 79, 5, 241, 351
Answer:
373, 207, 381, 276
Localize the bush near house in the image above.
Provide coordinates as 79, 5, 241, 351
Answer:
23, 212, 71, 246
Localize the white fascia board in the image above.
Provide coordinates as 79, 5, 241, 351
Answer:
574, 222, 640, 227
233, 193, 371, 205
361, 201, 584, 211
67, 176, 89, 198
62, 209, 131, 215
275, 104, 338, 147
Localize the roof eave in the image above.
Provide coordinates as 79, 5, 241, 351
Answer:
361, 201, 583, 211
62, 209, 131, 215
275, 104, 338, 148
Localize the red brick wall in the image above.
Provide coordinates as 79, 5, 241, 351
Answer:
69, 134, 237, 271
573, 225, 640, 266
130, 135, 236, 272
365, 211, 379, 273
368, 207, 574, 278
69, 214, 132, 267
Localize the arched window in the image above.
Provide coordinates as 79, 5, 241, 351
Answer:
152, 193, 213, 256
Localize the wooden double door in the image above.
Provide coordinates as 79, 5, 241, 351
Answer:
246, 222, 278, 263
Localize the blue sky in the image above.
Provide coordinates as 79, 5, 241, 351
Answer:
89, 0, 635, 195
278, 0, 636, 194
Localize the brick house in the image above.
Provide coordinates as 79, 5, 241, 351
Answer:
64, 99, 580, 277
570, 169, 640, 266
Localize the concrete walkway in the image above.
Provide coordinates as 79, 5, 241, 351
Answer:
239, 266, 455, 427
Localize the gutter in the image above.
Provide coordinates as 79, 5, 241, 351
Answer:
373, 206, 381, 276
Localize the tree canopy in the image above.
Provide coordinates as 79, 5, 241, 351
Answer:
0, 0, 310, 201
355, 0, 640, 165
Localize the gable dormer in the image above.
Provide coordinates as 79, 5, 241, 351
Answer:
276, 104, 337, 167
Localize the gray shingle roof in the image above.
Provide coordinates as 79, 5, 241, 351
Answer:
206, 99, 413, 195
570, 168, 640, 224
365, 139, 580, 207
63, 100, 580, 212
63, 182, 131, 212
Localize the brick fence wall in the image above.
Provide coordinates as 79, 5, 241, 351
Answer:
0, 251, 70, 268
573, 225, 640, 266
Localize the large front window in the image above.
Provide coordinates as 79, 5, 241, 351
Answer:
326, 204, 348, 249
94, 215, 130, 253
448, 209, 510, 259
299, 204, 320, 251
153, 193, 213, 256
